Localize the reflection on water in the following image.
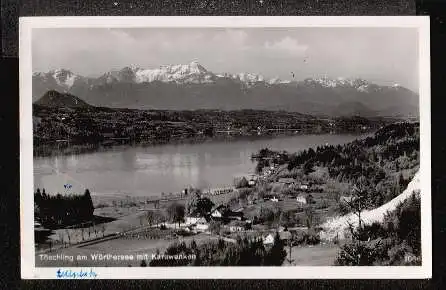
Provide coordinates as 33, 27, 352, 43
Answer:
33, 134, 366, 197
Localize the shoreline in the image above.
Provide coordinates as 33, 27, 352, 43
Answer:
32, 129, 373, 158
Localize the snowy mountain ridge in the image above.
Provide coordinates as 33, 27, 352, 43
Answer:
33, 61, 400, 91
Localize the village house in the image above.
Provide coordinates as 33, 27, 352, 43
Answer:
210, 205, 226, 220
185, 213, 213, 233
340, 195, 356, 204
263, 191, 278, 201
263, 231, 292, 246
209, 187, 235, 196
194, 217, 210, 232
263, 234, 275, 245
248, 175, 258, 186
298, 182, 310, 191
210, 205, 244, 221
230, 225, 244, 232
185, 213, 202, 226
296, 194, 307, 204
227, 220, 246, 232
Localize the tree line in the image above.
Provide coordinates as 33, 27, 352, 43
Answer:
33, 104, 390, 148
34, 188, 94, 228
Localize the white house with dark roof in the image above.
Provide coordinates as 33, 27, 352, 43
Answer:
210, 204, 227, 219
211, 208, 224, 219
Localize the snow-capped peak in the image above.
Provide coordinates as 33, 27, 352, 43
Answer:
126, 61, 213, 84
267, 77, 291, 85
47, 69, 79, 89
216, 72, 289, 87
304, 76, 370, 91
232, 72, 265, 84
157, 61, 209, 75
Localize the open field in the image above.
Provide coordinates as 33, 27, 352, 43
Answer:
36, 232, 219, 267
36, 189, 239, 251
283, 243, 340, 266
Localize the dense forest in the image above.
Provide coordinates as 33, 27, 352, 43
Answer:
34, 188, 94, 228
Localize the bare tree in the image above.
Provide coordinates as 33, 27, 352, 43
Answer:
304, 205, 315, 229
65, 229, 71, 245
146, 210, 157, 227
101, 224, 106, 237
167, 203, 185, 228
139, 214, 145, 227
339, 176, 374, 265
80, 227, 86, 241
286, 231, 295, 265
57, 231, 65, 247
93, 223, 98, 239
342, 177, 371, 233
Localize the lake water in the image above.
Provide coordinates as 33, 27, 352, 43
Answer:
33, 134, 365, 197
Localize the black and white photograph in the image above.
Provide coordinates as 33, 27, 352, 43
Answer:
20, 16, 431, 279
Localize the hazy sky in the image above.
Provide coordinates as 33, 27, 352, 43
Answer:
32, 27, 419, 91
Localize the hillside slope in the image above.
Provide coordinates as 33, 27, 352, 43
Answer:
34, 90, 92, 108
319, 171, 421, 241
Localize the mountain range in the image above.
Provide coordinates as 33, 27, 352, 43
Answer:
32, 61, 419, 117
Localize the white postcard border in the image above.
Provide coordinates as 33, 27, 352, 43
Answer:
20, 16, 431, 279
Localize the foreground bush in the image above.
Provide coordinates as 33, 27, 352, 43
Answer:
150, 233, 287, 266
334, 238, 392, 266
292, 229, 321, 246
335, 192, 421, 266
